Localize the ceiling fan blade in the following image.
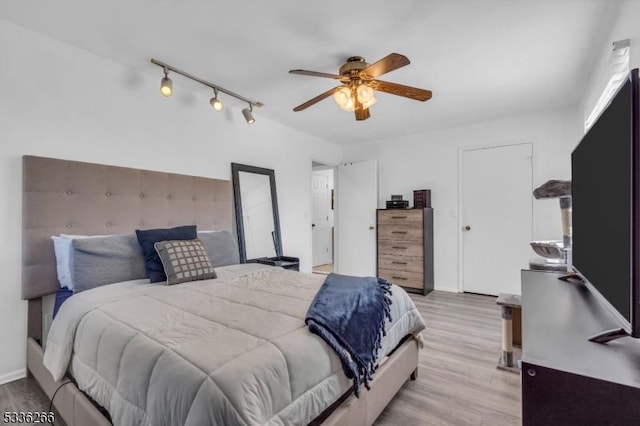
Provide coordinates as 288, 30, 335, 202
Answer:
354, 99, 371, 121
360, 53, 410, 79
371, 80, 432, 101
289, 69, 344, 80
293, 86, 341, 112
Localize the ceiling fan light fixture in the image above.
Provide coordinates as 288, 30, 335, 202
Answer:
341, 96, 356, 112
362, 95, 377, 109
333, 87, 352, 108
289, 53, 431, 121
356, 84, 374, 103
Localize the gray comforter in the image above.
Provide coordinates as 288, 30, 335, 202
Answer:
44, 264, 426, 425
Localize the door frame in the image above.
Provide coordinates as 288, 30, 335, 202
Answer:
311, 162, 339, 271
311, 170, 333, 267
457, 139, 534, 293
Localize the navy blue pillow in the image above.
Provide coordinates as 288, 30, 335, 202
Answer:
53, 287, 74, 319
135, 225, 197, 282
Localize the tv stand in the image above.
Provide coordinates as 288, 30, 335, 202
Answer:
588, 327, 629, 343
557, 274, 631, 344
557, 273, 583, 283
521, 270, 640, 425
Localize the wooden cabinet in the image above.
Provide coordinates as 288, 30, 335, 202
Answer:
376, 208, 434, 295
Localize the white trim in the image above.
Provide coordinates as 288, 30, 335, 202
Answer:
435, 286, 460, 294
457, 140, 534, 294
0, 368, 26, 385
457, 147, 464, 293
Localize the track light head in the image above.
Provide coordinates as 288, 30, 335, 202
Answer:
242, 106, 255, 124
160, 69, 172, 97
210, 89, 224, 111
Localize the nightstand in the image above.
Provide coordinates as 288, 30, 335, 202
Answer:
255, 256, 300, 271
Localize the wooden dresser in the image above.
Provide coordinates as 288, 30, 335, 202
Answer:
376, 208, 434, 295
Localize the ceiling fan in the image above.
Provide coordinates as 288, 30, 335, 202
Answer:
289, 53, 432, 121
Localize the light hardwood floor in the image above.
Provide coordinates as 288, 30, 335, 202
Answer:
375, 291, 522, 426
0, 291, 521, 426
312, 263, 334, 274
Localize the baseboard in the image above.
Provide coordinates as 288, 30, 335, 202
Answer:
0, 368, 26, 385
434, 286, 459, 293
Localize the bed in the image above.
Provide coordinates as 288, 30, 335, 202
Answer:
22, 155, 425, 426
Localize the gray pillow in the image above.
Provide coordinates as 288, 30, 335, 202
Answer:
198, 231, 240, 267
70, 234, 147, 292
155, 239, 217, 285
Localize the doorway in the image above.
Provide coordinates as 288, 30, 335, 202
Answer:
460, 142, 533, 296
312, 162, 335, 274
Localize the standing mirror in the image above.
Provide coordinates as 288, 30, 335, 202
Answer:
231, 163, 282, 263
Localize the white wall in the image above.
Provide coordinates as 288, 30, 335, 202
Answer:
607, 1, 640, 70
343, 107, 581, 292
0, 20, 343, 383
581, 0, 640, 121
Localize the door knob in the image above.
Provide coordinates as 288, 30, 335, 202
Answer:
312, 224, 316, 228
464, 225, 471, 231
369, 226, 375, 230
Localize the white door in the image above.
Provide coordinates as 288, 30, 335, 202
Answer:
336, 160, 378, 276
312, 173, 332, 266
461, 143, 532, 296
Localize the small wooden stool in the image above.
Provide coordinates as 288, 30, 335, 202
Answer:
496, 293, 522, 373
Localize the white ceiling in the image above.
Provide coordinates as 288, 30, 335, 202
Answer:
0, 1, 622, 145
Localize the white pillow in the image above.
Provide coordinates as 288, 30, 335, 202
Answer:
51, 234, 89, 290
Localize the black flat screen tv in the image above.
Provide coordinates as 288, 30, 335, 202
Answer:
571, 68, 640, 342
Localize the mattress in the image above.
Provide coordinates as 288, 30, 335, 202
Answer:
44, 264, 426, 426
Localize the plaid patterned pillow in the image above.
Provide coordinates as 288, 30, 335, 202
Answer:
154, 239, 217, 285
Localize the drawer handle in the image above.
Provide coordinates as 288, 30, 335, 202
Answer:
391, 231, 407, 234
392, 276, 408, 280
392, 261, 408, 265
391, 216, 407, 219
392, 246, 407, 249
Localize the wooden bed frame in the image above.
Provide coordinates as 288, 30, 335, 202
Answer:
21, 155, 419, 426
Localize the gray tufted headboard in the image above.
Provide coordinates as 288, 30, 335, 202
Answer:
22, 155, 233, 301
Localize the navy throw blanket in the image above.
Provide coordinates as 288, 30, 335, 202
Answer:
305, 273, 393, 397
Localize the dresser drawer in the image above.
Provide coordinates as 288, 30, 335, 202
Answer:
378, 254, 423, 273
378, 224, 423, 242
378, 209, 423, 226
378, 240, 423, 257
378, 268, 424, 289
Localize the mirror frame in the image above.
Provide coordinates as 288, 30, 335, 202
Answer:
231, 163, 283, 263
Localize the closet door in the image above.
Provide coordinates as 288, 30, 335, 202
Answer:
336, 160, 378, 276
461, 142, 532, 295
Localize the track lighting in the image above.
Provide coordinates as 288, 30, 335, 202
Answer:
210, 88, 224, 112
242, 105, 255, 124
160, 68, 173, 97
151, 58, 263, 122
